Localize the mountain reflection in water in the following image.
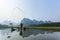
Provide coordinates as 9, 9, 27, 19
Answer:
0, 28, 59, 40
22, 29, 53, 37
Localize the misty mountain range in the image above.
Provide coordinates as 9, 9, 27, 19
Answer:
21, 18, 52, 26
0, 18, 52, 26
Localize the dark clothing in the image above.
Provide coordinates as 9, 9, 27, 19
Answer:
21, 23, 23, 28
19, 23, 23, 36
20, 23, 23, 31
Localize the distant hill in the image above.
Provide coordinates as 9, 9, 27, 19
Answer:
21, 18, 52, 26
0, 18, 52, 26
1, 20, 18, 26
34, 22, 60, 26
33, 19, 40, 25
21, 18, 34, 26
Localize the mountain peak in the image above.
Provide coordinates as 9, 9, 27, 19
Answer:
21, 18, 52, 26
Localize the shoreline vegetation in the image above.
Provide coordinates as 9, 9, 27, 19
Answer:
26, 27, 60, 31
0, 26, 60, 31
0, 22, 60, 31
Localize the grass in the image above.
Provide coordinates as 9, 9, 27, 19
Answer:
0, 26, 20, 29
25, 26, 60, 31
0, 26, 60, 31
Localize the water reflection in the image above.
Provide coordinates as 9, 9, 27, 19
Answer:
0, 28, 59, 40
21, 29, 53, 37
0, 29, 11, 35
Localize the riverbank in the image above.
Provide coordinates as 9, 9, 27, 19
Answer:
0, 26, 60, 31
25, 26, 60, 31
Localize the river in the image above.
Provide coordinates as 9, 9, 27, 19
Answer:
0, 28, 60, 40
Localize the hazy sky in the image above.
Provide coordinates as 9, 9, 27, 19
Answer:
0, 0, 60, 23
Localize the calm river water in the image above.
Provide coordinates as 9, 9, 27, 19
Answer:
0, 28, 60, 40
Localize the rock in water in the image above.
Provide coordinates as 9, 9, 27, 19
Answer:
7, 36, 11, 38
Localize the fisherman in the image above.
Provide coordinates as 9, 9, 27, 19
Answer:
19, 23, 23, 35
20, 23, 23, 30
17, 23, 23, 32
